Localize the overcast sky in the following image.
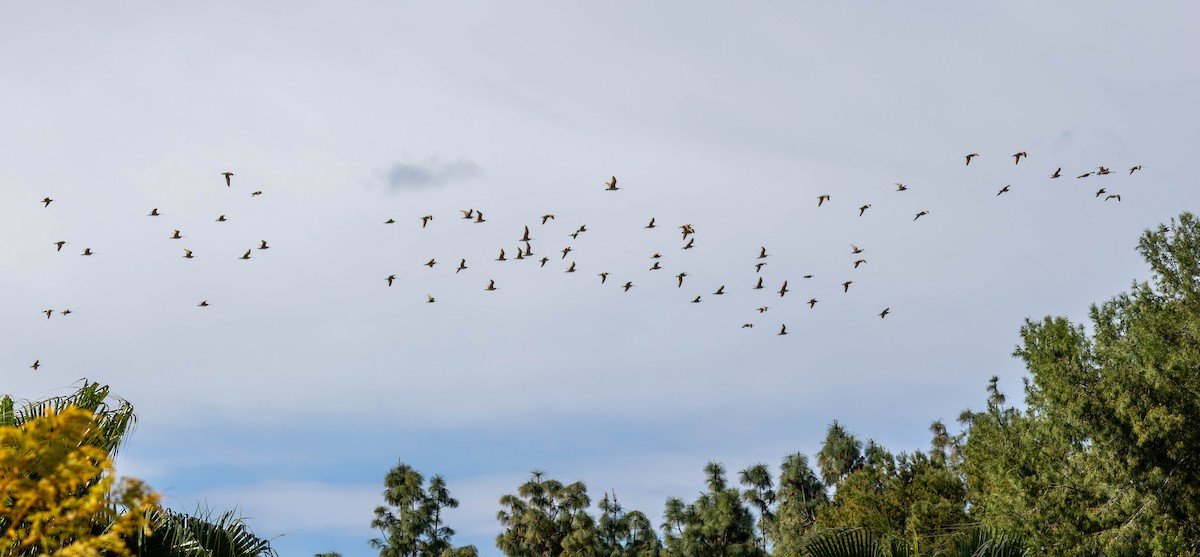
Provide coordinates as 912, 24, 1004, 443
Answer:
3, 2, 1198, 556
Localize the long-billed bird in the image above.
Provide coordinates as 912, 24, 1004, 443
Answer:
541, 214, 554, 224
53, 241, 67, 251
198, 300, 209, 307
676, 272, 687, 288
427, 258, 439, 267
1050, 168, 1062, 178
843, 281, 853, 292
997, 185, 1010, 196
605, 176, 618, 190
778, 281, 789, 297
645, 218, 656, 229
778, 324, 788, 336
485, 280, 497, 291
808, 298, 818, 308
240, 250, 252, 260
622, 281, 634, 292
858, 204, 871, 216
456, 259, 467, 273
1130, 165, 1143, 175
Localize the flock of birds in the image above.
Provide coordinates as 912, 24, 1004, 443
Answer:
26, 154, 1143, 371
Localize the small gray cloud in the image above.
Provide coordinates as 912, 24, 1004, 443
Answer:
385, 157, 481, 191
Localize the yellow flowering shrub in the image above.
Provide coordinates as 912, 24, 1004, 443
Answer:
0, 406, 158, 557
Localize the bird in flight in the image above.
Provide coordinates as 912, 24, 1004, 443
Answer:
523, 241, 533, 257
183, 249, 194, 259
485, 280, 497, 291
1012, 152, 1028, 164
622, 281, 634, 292
216, 214, 228, 222
713, 285, 725, 295
539, 257, 550, 267
965, 153, 979, 165
895, 183, 908, 191
148, 208, 160, 216
817, 194, 830, 207
58, 309, 71, 316
605, 176, 618, 190
1105, 194, 1121, 202
755, 262, 767, 273
80, 248, 93, 256
1050, 168, 1062, 178
520, 226, 532, 242
427, 295, 436, 303
427, 258, 439, 267
43, 309, 54, 319
252, 191, 262, 196
691, 296, 701, 303
1096, 166, 1112, 175
240, 250, 252, 260
842, 281, 853, 292
676, 272, 688, 288
30, 360, 40, 371
778, 281, 789, 297
456, 259, 467, 273
858, 204, 871, 216
420, 215, 433, 228
496, 249, 507, 262
566, 261, 576, 273
222, 172, 234, 186
851, 244, 864, 254
540, 214, 554, 224
650, 261, 662, 271
1077, 172, 1091, 179
561, 247, 571, 259
683, 238, 695, 250
259, 240, 269, 250
741, 324, 753, 329
754, 277, 764, 290
514, 247, 525, 261
808, 298, 818, 309
41, 197, 53, 207
757, 306, 769, 313
475, 211, 486, 223
853, 259, 866, 268
914, 211, 929, 221
460, 209, 475, 220
384, 218, 396, 224
758, 247, 768, 259
880, 308, 890, 318
1129, 165, 1142, 175
198, 300, 210, 307
997, 185, 1010, 196
1095, 188, 1107, 198
680, 224, 695, 240
645, 218, 656, 229
598, 272, 609, 284
53, 241, 67, 252
778, 324, 788, 336
651, 252, 662, 259
387, 274, 396, 287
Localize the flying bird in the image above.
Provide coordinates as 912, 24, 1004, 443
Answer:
817, 194, 830, 207
741, 324, 753, 329
605, 176, 618, 190
1077, 172, 1091, 179
651, 252, 662, 259
485, 280, 497, 291
456, 259, 467, 273
778, 324, 788, 336
682, 238, 695, 249
965, 153, 979, 165
539, 257, 550, 267
258, 240, 269, 250
713, 285, 725, 295
650, 261, 662, 271
523, 241, 533, 256
43, 309, 53, 319
222, 171, 234, 186
914, 211, 929, 221
183, 249, 193, 259
1012, 152, 1027, 164
853, 259, 866, 269
778, 281, 789, 297
842, 281, 853, 292
80, 248, 93, 256
461, 209, 475, 219
676, 272, 687, 288
520, 226, 532, 242
496, 250, 507, 262
565, 261, 576, 273
599, 272, 609, 284
541, 214, 554, 224
240, 250, 251, 260
427, 295, 436, 303
53, 241, 67, 251
758, 247, 768, 259
385, 218, 396, 224
216, 214, 227, 222
622, 281, 634, 292
1095, 188, 1107, 198
680, 224, 695, 239
420, 215, 433, 228
41, 197, 53, 207
691, 296, 701, 303
58, 309, 71, 316
30, 360, 39, 371
880, 308, 890, 318
427, 258, 439, 267
757, 307, 769, 313
1096, 166, 1112, 175
561, 247, 572, 259
475, 211, 486, 223
198, 300, 209, 307
997, 185, 1010, 196
387, 274, 396, 287
755, 262, 767, 273
1105, 194, 1121, 202
895, 183, 908, 191
808, 298, 818, 309
148, 208, 160, 216
1050, 168, 1062, 178
252, 191, 262, 196
1129, 165, 1142, 175
851, 244, 864, 254
645, 218, 656, 229
754, 277, 764, 290
858, 204, 871, 216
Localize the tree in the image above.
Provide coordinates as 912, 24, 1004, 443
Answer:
0, 405, 158, 557
496, 471, 598, 557
771, 453, 827, 556
661, 462, 764, 557
597, 492, 659, 557
738, 464, 775, 552
816, 422, 862, 488
371, 462, 475, 557
961, 213, 1200, 555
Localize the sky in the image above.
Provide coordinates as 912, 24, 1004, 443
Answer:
2, 2, 1198, 555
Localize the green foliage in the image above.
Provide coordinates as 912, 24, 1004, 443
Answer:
597, 492, 660, 557
371, 462, 474, 557
772, 453, 827, 556
661, 462, 765, 557
133, 507, 277, 557
495, 471, 599, 557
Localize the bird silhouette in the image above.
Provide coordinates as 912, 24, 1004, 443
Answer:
778, 281, 789, 297
1096, 166, 1112, 175
539, 257, 550, 267
384, 218, 395, 224
843, 281, 853, 292
599, 272, 609, 284
475, 211, 486, 223
485, 280, 497, 291
420, 215, 433, 228
456, 259, 468, 273
541, 214, 555, 224
222, 172, 234, 186
680, 224, 695, 239
561, 247, 571, 259
427, 258, 439, 267
817, 194, 830, 207
605, 176, 618, 190
691, 296, 701, 303
965, 153, 979, 165
683, 238, 695, 249
42, 197, 53, 207
713, 285, 725, 295
645, 218, 656, 229
808, 298, 818, 309
216, 214, 227, 222
997, 185, 1010, 196
43, 309, 53, 319
198, 300, 209, 307
880, 308, 890, 318
651, 252, 662, 259
741, 324, 753, 329
566, 261, 576, 273
80, 248, 93, 256
58, 308, 71, 315
387, 275, 396, 287
148, 208, 160, 216
523, 241, 533, 257
676, 272, 687, 288
650, 261, 662, 271
778, 324, 788, 336
515, 250, 524, 260
427, 295, 436, 303
1130, 165, 1142, 175
521, 226, 532, 242
622, 281, 634, 292
252, 191, 262, 196
1077, 172, 1092, 179
240, 250, 252, 260
1095, 188, 1107, 197
851, 244, 864, 254
53, 241, 67, 251
895, 183, 908, 191
758, 247, 768, 259
914, 211, 929, 221
853, 259, 866, 269
755, 262, 767, 273
259, 240, 269, 250
858, 204, 871, 216
183, 249, 194, 259
496, 250, 507, 262
1105, 194, 1121, 202
757, 307, 769, 313
30, 360, 40, 370
754, 277, 764, 290
1050, 168, 1062, 178
461, 209, 475, 219
1013, 152, 1027, 164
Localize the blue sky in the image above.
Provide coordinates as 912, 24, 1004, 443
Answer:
2, 2, 1198, 555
